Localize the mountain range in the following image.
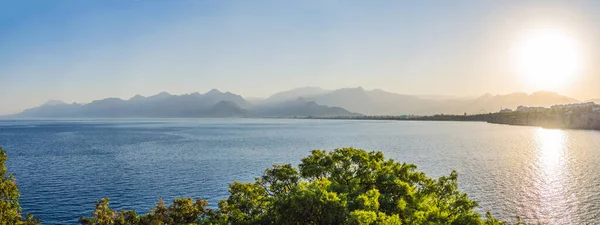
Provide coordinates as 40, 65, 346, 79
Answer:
11, 87, 594, 118
14, 89, 359, 118
251, 87, 581, 115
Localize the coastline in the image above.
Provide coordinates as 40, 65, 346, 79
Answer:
4, 111, 600, 131
306, 110, 600, 130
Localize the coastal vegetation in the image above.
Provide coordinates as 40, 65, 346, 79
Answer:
0, 147, 39, 225
486, 105, 600, 129
315, 103, 600, 130
2, 147, 517, 224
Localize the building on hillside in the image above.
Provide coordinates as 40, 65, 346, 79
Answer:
516, 106, 546, 112
499, 108, 513, 113
551, 102, 596, 110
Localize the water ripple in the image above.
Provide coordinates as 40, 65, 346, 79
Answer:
1, 119, 599, 224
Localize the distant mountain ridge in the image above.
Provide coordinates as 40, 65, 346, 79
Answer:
261, 86, 331, 104
249, 98, 360, 117
264, 87, 581, 115
15, 89, 360, 118
42, 100, 68, 106
17, 90, 253, 118
13, 86, 591, 118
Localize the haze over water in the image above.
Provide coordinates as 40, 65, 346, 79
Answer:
1, 119, 599, 224
2, 1, 600, 115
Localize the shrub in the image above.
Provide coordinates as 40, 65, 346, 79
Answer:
80, 148, 505, 225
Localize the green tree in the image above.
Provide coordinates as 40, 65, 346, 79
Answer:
0, 147, 40, 225
211, 147, 505, 225
79, 147, 508, 225
79, 198, 117, 225
81, 197, 209, 225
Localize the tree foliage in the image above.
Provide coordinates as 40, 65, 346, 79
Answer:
79, 197, 209, 225
1, 147, 510, 224
0, 147, 40, 225
79, 148, 508, 225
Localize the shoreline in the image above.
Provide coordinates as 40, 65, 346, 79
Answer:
2, 114, 600, 131
306, 111, 600, 130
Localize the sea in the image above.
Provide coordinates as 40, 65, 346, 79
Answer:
0, 118, 599, 224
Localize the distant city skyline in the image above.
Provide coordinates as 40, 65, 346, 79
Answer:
1, 0, 599, 115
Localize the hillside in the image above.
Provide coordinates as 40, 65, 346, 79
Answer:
14, 87, 585, 118
263, 87, 580, 115
14, 90, 361, 118
15, 90, 252, 118
249, 98, 361, 117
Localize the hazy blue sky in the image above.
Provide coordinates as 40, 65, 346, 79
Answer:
1, 0, 599, 115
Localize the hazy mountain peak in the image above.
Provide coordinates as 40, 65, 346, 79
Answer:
339, 86, 364, 91
336, 87, 367, 93
587, 98, 600, 104
206, 89, 222, 95
151, 92, 172, 98
146, 92, 173, 101
43, 100, 67, 106
474, 93, 494, 102
96, 97, 125, 102
530, 90, 558, 96
129, 94, 146, 101
528, 91, 579, 104
264, 86, 330, 103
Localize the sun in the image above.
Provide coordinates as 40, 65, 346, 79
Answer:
513, 28, 582, 90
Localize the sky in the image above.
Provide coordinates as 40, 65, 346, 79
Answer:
1, 0, 599, 115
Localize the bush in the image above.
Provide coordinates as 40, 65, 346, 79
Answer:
0, 146, 506, 224
79, 147, 506, 225
0, 147, 40, 225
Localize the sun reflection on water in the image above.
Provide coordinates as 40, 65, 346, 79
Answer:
537, 128, 566, 168
533, 128, 571, 223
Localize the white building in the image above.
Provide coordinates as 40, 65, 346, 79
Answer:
551, 102, 596, 109
516, 106, 546, 112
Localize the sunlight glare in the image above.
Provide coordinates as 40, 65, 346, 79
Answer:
536, 128, 566, 167
533, 128, 572, 223
513, 28, 582, 90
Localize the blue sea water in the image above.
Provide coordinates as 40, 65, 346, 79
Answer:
1, 118, 600, 224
